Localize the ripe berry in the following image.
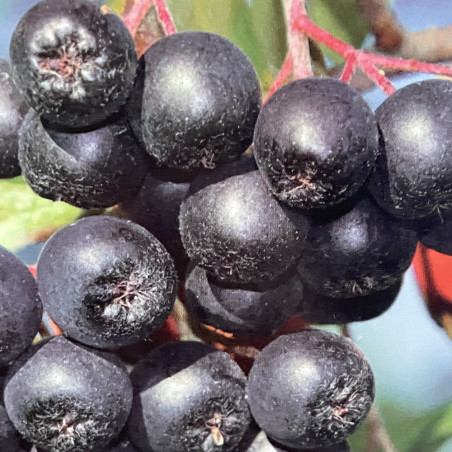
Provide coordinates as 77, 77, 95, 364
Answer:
297, 278, 402, 324
37, 216, 177, 349
19, 110, 148, 209
128, 341, 250, 451
185, 265, 302, 336
247, 330, 375, 449
139, 31, 261, 169
0, 245, 42, 367
297, 193, 417, 298
119, 166, 192, 279
0, 59, 27, 178
253, 77, 378, 209
4, 336, 133, 451
368, 79, 452, 219
179, 171, 307, 285
9, 0, 137, 128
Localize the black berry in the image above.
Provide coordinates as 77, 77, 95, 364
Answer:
247, 330, 375, 449
4, 336, 133, 451
0, 245, 42, 367
37, 216, 177, 349
368, 79, 452, 219
9, 0, 137, 128
297, 193, 418, 298
179, 170, 307, 285
140, 31, 261, 169
18, 110, 148, 209
253, 77, 378, 209
0, 59, 27, 178
128, 341, 250, 451
185, 265, 302, 336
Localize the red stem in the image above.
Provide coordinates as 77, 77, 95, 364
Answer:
264, 54, 294, 103
122, 0, 155, 36
361, 62, 396, 95
287, 0, 313, 79
288, 1, 452, 94
154, 0, 177, 35
340, 53, 357, 83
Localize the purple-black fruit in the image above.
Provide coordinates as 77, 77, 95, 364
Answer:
4, 336, 133, 452
253, 77, 378, 209
128, 341, 250, 452
185, 265, 302, 335
18, 110, 148, 209
368, 79, 452, 219
140, 31, 261, 169
0, 60, 27, 178
297, 194, 417, 298
297, 278, 402, 324
37, 216, 177, 349
179, 171, 307, 285
9, 0, 137, 128
247, 330, 375, 449
0, 246, 42, 367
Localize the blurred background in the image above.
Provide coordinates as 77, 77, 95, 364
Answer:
1, 1, 452, 451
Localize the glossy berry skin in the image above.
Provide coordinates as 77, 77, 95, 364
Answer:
128, 341, 250, 452
297, 194, 418, 298
140, 31, 261, 169
254, 77, 378, 209
37, 216, 177, 349
4, 336, 132, 452
0, 60, 27, 178
0, 246, 42, 367
247, 330, 375, 449
185, 265, 302, 336
9, 0, 137, 128
119, 167, 192, 279
19, 110, 148, 209
368, 79, 452, 219
297, 278, 402, 324
179, 171, 307, 285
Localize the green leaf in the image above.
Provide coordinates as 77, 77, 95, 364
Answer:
307, 0, 370, 66
165, 0, 287, 90
405, 404, 452, 452
349, 403, 452, 452
0, 177, 81, 252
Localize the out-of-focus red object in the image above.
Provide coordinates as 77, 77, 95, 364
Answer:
413, 243, 452, 338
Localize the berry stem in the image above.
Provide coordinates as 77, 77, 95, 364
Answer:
154, 0, 178, 35
122, 0, 155, 36
264, 54, 293, 102
122, 0, 177, 37
270, 0, 452, 95
285, 0, 312, 79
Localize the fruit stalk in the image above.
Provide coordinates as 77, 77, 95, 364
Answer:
123, 0, 177, 37
271, 0, 452, 96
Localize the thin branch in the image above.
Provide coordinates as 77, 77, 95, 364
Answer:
122, 0, 155, 36
340, 53, 358, 83
291, 8, 452, 94
360, 62, 396, 95
264, 54, 293, 102
154, 0, 177, 35
366, 405, 399, 452
122, 0, 176, 38
285, 0, 313, 79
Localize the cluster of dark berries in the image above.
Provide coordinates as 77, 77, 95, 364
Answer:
1, 0, 452, 450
